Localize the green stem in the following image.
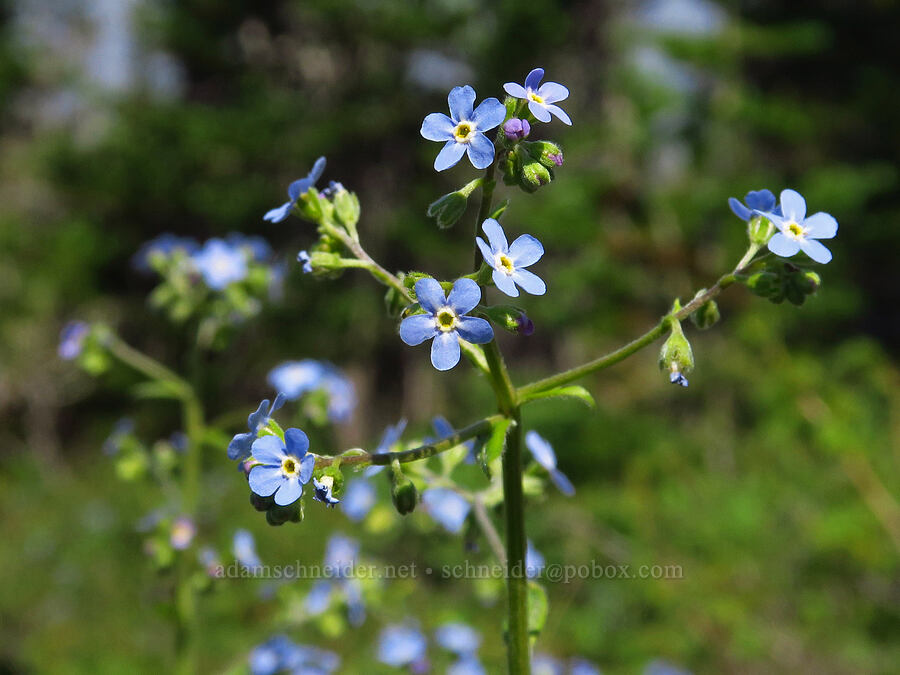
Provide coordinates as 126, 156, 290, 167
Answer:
321, 223, 411, 302
106, 335, 191, 397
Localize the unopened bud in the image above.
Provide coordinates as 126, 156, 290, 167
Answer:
503, 118, 531, 141
748, 215, 775, 247
427, 191, 469, 230
519, 160, 553, 193
659, 318, 694, 388
523, 140, 564, 169
689, 291, 720, 330
389, 460, 418, 515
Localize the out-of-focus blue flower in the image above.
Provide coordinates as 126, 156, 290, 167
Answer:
400, 278, 493, 371
525, 431, 575, 496
532, 653, 565, 675
169, 516, 195, 550
756, 189, 838, 264
312, 476, 340, 507
304, 580, 333, 616
435, 622, 481, 655
526, 540, 546, 579
570, 658, 603, 675
191, 238, 248, 290
297, 250, 313, 273
377, 624, 428, 668
365, 419, 408, 477
324, 534, 359, 576
448, 656, 487, 675
233, 529, 263, 572
429, 416, 476, 464
249, 635, 340, 675
503, 68, 572, 125
321, 367, 356, 422
476, 218, 546, 297
102, 417, 134, 456
228, 393, 286, 461
132, 233, 199, 272
58, 321, 90, 360
226, 232, 272, 261
503, 117, 531, 141
248, 429, 315, 506
343, 575, 366, 627
341, 478, 377, 520
267, 360, 357, 423
199, 547, 222, 577
727, 189, 780, 222
263, 156, 327, 223
422, 488, 471, 533
644, 659, 692, 675
420, 85, 505, 171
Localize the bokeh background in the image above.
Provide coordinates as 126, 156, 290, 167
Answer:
1, 0, 899, 672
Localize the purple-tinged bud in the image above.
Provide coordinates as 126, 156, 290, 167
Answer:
516, 312, 535, 336
547, 152, 564, 167
503, 118, 531, 141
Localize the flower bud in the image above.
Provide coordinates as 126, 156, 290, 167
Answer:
332, 187, 361, 232
519, 160, 553, 193
689, 291, 720, 330
747, 215, 775, 247
427, 191, 469, 230
389, 460, 418, 515
796, 269, 821, 295
522, 140, 564, 169
481, 305, 533, 335
503, 118, 531, 141
658, 319, 694, 388
266, 500, 303, 526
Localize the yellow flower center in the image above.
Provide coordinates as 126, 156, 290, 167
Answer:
784, 221, 806, 240
497, 254, 515, 275
453, 122, 474, 143
281, 456, 299, 477
435, 308, 458, 332
528, 91, 545, 104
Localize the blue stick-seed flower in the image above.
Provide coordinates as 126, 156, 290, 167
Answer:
476, 218, 547, 297
420, 85, 506, 171
191, 238, 248, 290
400, 278, 493, 371
248, 429, 315, 506
263, 156, 327, 223
525, 431, 575, 496
756, 189, 838, 264
228, 393, 286, 462
728, 189, 780, 221
503, 68, 572, 125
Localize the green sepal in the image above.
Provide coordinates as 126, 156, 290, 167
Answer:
261, 418, 285, 443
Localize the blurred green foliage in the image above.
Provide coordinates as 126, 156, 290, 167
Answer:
1, 0, 899, 672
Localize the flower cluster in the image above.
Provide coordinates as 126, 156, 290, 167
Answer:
267, 360, 356, 423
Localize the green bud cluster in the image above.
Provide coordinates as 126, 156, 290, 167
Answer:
501, 140, 563, 193
742, 261, 822, 306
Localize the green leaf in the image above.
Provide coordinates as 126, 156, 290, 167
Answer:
484, 417, 515, 465
519, 385, 595, 408
527, 581, 549, 640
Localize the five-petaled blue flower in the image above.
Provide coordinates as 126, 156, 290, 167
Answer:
191, 238, 248, 290
248, 429, 315, 506
422, 487, 471, 533
227, 394, 286, 462
58, 321, 90, 360
341, 479, 377, 521
312, 476, 340, 507
297, 250, 313, 273
233, 529, 263, 571
400, 278, 493, 371
728, 189, 781, 222
476, 218, 546, 297
756, 189, 838, 264
525, 431, 575, 496
263, 156, 327, 223
377, 624, 428, 668
435, 622, 481, 655
421, 85, 505, 171
503, 68, 572, 125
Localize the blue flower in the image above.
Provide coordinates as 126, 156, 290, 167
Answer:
233, 529, 263, 571
228, 393, 286, 461
364, 418, 408, 477
247, 429, 315, 506
226, 232, 272, 261
132, 234, 198, 272
169, 516, 195, 550
304, 580, 333, 615
476, 218, 546, 297
58, 321, 90, 360
526, 540, 546, 579
435, 622, 481, 655
191, 238, 248, 290
532, 654, 565, 675
324, 534, 359, 576
341, 478, 377, 520
422, 488, 470, 533
756, 189, 838, 264
525, 431, 575, 496
448, 656, 487, 675
399, 278, 494, 371
267, 360, 356, 423
420, 85, 506, 171
503, 68, 572, 125
249, 635, 340, 675
377, 624, 428, 668
570, 659, 603, 675
263, 156, 327, 223
297, 250, 313, 273
312, 476, 340, 507
727, 189, 780, 222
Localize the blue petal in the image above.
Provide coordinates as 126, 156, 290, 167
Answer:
421, 112, 455, 141
481, 218, 508, 254
400, 314, 439, 346
435, 622, 481, 654
803, 212, 838, 239
525, 430, 557, 469
503, 82, 527, 99
471, 98, 506, 130
545, 103, 572, 125
435, 140, 466, 171
422, 488, 470, 532
728, 197, 751, 221
798, 238, 833, 264
274, 477, 303, 506
307, 156, 326, 183
550, 469, 576, 496
511, 268, 546, 295
227, 432, 254, 460
447, 278, 481, 314
766, 232, 801, 258
525, 68, 544, 91
475, 236, 495, 266
537, 81, 568, 103
779, 189, 807, 222
448, 85, 476, 122
285, 427, 310, 456
298, 453, 315, 484
431, 331, 461, 371
431, 416, 455, 440
263, 201, 294, 223
508, 234, 543, 267
744, 189, 775, 212
249, 465, 284, 497
413, 277, 446, 314
528, 100, 551, 123
251, 434, 286, 465
271, 392, 286, 412
465, 133, 495, 169
342, 479, 376, 521
492, 269, 519, 297
455, 316, 493, 344
247, 400, 269, 431
288, 178, 312, 201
